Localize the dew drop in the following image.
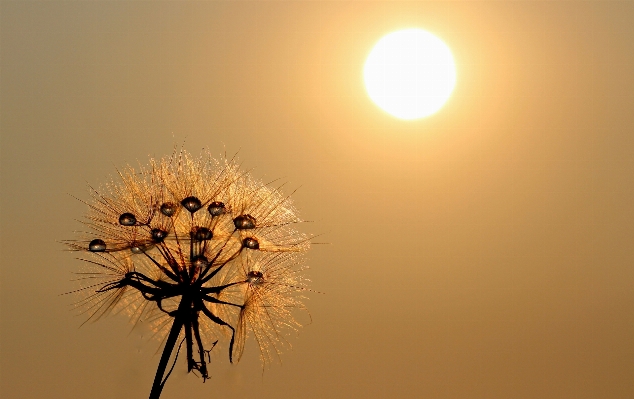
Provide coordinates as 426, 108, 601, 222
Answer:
130, 243, 153, 254
242, 237, 260, 250
191, 255, 209, 270
119, 213, 137, 226
151, 228, 168, 243
181, 196, 202, 213
191, 226, 212, 241
88, 239, 106, 252
246, 270, 263, 284
234, 214, 256, 230
207, 201, 226, 216
160, 202, 178, 217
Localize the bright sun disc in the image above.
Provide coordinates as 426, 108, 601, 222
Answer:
363, 28, 456, 120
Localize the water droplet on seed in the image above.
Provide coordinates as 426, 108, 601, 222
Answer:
181, 196, 202, 213
130, 243, 153, 254
242, 237, 260, 250
234, 214, 256, 230
192, 255, 209, 270
246, 270, 263, 284
88, 239, 106, 252
119, 213, 136, 226
191, 226, 212, 241
160, 202, 178, 217
151, 228, 168, 243
207, 201, 226, 216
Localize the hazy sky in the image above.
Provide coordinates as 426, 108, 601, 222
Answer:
1, 1, 634, 398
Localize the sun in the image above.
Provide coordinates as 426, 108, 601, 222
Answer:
363, 28, 457, 120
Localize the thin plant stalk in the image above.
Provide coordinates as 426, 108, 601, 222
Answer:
149, 299, 187, 399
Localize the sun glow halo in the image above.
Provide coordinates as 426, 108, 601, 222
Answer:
363, 29, 456, 120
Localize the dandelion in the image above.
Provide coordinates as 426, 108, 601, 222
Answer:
65, 149, 313, 399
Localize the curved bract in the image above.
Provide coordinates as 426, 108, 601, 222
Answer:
65, 149, 312, 395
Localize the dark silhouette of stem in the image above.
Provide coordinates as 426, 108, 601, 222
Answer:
148, 299, 188, 399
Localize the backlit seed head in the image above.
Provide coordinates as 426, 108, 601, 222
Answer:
119, 212, 137, 226
242, 237, 260, 250
66, 148, 315, 389
181, 196, 202, 213
88, 239, 106, 252
207, 201, 225, 216
234, 214, 256, 230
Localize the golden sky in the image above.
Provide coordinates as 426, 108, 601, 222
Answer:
1, 2, 634, 398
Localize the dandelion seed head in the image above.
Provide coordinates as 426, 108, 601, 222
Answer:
65, 148, 314, 383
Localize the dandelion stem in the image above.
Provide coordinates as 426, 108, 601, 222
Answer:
148, 299, 187, 399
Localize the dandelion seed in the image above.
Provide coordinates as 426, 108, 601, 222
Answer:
65, 149, 314, 399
